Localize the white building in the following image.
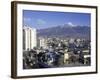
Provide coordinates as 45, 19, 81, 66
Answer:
82, 50, 91, 64
69, 38, 75, 43
23, 26, 37, 50
38, 37, 47, 49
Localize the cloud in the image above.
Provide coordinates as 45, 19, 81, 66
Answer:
37, 19, 46, 25
24, 17, 31, 22
67, 22, 76, 27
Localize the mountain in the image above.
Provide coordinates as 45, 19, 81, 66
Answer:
37, 24, 90, 39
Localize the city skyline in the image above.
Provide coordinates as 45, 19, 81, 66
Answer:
23, 11, 91, 69
23, 10, 91, 29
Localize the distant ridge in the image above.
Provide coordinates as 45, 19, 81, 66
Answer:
37, 24, 90, 39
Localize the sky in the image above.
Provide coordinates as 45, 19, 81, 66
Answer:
23, 10, 91, 29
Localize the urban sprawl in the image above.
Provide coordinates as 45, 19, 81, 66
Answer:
23, 26, 91, 69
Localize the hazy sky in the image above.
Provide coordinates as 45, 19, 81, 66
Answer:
23, 10, 91, 29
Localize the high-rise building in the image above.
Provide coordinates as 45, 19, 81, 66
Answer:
38, 37, 48, 49
23, 26, 37, 50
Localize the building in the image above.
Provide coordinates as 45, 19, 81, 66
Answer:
82, 50, 91, 65
69, 38, 75, 43
64, 49, 69, 64
38, 37, 48, 49
23, 26, 37, 50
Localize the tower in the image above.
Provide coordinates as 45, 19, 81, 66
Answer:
23, 26, 37, 50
